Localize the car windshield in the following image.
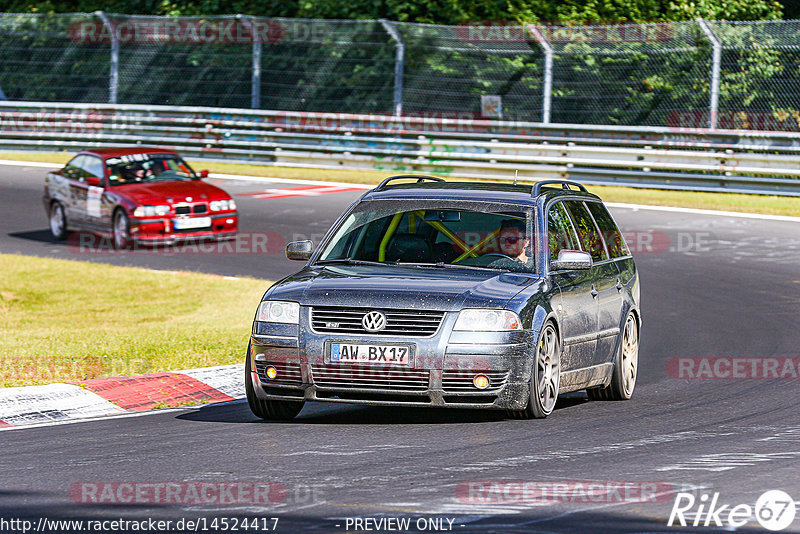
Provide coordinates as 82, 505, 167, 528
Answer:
317, 200, 536, 273
106, 154, 197, 185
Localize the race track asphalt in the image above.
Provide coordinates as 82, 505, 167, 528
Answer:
1, 163, 800, 533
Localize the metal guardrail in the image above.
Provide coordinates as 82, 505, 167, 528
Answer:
1, 101, 799, 195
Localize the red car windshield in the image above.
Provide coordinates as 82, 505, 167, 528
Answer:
106, 154, 197, 185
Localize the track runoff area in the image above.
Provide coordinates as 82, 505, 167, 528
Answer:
0, 162, 799, 532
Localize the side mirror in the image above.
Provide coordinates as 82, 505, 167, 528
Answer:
286, 240, 313, 261
197, 170, 209, 178
550, 250, 592, 271
86, 176, 102, 187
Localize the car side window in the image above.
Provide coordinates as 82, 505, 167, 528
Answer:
565, 200, 608, 262
63, 156, 87, 181
547, 201, 579, 260
587, 201, 629, 258
82, 156, 105, 182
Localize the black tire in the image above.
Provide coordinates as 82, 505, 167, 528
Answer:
49, 201, 68, 240
245, 345, 304, 421
507, 322, 561, 419
588, 312, 639, 401
112, 209, 132, 250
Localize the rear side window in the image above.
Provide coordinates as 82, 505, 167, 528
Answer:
547, 201, 579, 260
565, 200, 608, 262
587, 202, 629, 258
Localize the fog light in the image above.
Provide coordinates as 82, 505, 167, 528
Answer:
226, 218, 234, 224
473, 374, 489, 390
266, 366, 278, 380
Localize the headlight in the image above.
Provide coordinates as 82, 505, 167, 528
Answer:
210, 199, 236, 211
453, 309, 522, 331
133, 205, 170, 217
256, 301, 300, 324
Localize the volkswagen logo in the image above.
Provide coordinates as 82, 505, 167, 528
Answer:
362, 311, 387, 333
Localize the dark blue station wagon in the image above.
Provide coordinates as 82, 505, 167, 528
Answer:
246, 177, 641, 420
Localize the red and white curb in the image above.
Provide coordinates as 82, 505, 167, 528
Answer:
0, 364, 243, 428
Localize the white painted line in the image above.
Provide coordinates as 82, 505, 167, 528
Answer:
0, 401, 245, 432
606, 202, 800, 223
179, 364, 245, 399
0, 383, 126, 426
210, 172, 372, 189
0, 159, 61, 169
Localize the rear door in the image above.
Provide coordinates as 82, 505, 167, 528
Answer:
587, 201, 632, 360
62, 155, 89, 226
566, 200, 623, 367
547, 200, 597, 372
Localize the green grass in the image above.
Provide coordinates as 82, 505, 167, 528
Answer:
0, 253, 269, 387
3, 151, 800, 216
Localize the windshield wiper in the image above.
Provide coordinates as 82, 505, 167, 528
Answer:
397, 262, 505, 272
314, 258, 386, 267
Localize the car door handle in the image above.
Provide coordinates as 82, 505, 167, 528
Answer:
591, 285, 598, 298
616, 279, 623, 292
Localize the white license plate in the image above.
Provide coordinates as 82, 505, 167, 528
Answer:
329, 343, 411, 366
173, 217, 211, 230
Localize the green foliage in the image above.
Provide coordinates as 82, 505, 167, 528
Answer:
0, 0, 786, 22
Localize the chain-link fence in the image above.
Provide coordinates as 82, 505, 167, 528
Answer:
1, 13, 799, 130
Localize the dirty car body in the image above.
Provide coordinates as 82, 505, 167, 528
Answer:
247, 178, 641, 420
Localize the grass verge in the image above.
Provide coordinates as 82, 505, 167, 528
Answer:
3, 151, 800, 216
0, 253, 268, 387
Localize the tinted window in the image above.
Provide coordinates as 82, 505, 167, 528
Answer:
565, 200, 608, 262
547, 201, 579, 260
587, 202, 629, 258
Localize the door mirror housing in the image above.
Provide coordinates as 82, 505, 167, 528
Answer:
197, 170, 209, 178
86, 176, 102, 187
550, 250, 592, 271
286, 240, 313, 261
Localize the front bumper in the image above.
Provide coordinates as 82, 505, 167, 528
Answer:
131, 213, 238, 245
248, 313, 535, 410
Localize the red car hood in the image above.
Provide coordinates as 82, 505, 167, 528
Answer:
113, 180, 230, 204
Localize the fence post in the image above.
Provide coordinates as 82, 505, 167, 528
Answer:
527, 25, 553, 124
95, 11, 119, 104
380, 19, 404, 117
696, 18, 721, 130
238, 15, 262, 109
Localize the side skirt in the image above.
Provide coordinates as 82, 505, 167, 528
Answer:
559, 363, 613, 394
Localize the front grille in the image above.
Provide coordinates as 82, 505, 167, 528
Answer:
442, 370, 509, 393
311, 365, 429, 392
255, 360, 303, 385
173, 203, 207, 215
311, 307, 445, 337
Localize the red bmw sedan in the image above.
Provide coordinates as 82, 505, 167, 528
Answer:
43, 147, 238, 248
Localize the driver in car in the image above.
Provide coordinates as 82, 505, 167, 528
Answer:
489, 219, 533, 270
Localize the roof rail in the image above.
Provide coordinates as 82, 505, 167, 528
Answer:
374, 175, 445, 192
532, 180, 587, 197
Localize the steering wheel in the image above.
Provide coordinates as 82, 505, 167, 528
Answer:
482, 253, 514, 260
